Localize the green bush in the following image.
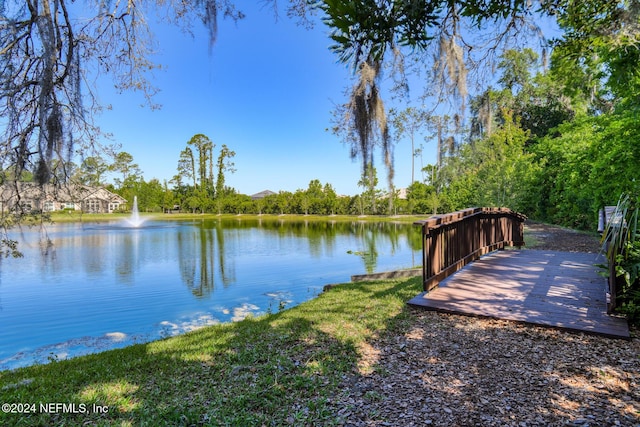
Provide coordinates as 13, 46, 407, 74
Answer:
614, 238, 640, 323
603, 193, 640, 324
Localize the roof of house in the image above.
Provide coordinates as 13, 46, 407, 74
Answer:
250, 190, 276, 200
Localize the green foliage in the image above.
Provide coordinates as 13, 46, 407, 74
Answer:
605, 40, 640, 108
406, 181, 435, 214
470, 49, 578, 144
527, 108, 640, 229
587, 113, 640, 207
528, 117, 595, 228
459, 0, 535, 23
76, 156, 109, 186
473, 111, 537, 210
613, 239, 640, 323
436, 111, 538, 213
320, 0, 557, 67
110, 152, 142, 188
357, 165, 381, 215
215, 144, 236, 198
551, 1, 640, 112
459, 39, 640, 230
169, 136, 242, 213
320, 0, 438, 65
497, 48, 538, 91
0, 237, 22, 258
187, 133, 215, 197
601, 193, 640, 323
317, 0, 639, 227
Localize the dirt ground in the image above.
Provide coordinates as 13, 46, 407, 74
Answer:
524, 221, 603, 253
328, 221, 639, 427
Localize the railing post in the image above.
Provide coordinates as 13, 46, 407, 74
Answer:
429, 227, 441, 291
608, 249, 617, 313
606, 232, 622, 314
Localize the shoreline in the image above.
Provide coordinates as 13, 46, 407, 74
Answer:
46, 211, 430, 224
1, 267, 418, 373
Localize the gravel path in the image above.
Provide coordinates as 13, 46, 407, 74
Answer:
524, 221, 603, 253
328, 222, 639, 427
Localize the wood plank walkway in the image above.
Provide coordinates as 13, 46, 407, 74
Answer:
408, 250, 630, 339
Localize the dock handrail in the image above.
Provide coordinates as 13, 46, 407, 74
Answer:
414, 207, 527, 292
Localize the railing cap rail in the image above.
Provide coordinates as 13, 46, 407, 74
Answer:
413, 207, 527, 229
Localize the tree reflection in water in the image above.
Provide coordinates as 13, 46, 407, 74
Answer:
177, 218, 423, 297
0, 217, 422, 370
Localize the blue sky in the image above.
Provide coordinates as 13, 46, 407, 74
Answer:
95, 3, 436, 196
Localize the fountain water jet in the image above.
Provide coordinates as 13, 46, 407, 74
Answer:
125, 196, 146, 227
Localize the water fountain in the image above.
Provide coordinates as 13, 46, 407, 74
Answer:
125, 196, 146, 228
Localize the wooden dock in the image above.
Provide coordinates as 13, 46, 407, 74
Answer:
408, 249, 630, 339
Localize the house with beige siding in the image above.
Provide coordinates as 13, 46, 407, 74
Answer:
0, 183, 126, 214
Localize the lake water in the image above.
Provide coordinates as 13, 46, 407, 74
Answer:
0, 217, 422, 370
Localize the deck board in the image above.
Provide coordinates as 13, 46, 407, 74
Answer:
408, 250, 630, 339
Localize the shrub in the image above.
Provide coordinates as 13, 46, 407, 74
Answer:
602, 193, 640, 324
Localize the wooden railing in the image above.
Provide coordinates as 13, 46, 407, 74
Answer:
414, 207, 527, 292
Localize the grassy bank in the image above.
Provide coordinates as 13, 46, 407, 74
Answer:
47, 211, 162, 223
0, 277, 422, 426
47, 211, 429, 224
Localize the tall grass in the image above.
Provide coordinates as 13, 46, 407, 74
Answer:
601, 193, 640, 322
602, 193, 638, 261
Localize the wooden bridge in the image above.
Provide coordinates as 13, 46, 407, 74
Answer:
407, 208, 630, 339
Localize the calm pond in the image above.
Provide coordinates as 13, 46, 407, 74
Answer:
0, 217, 422, 370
